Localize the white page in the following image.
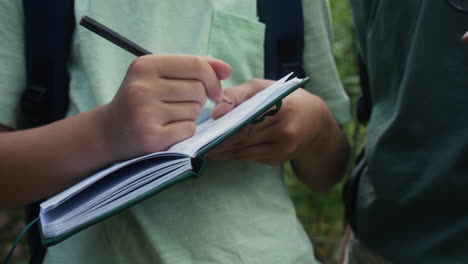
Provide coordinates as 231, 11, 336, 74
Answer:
41, 151, 188, 212
42, 158, 188, 227
43, 163, 192, 238
169, 74, 301, 156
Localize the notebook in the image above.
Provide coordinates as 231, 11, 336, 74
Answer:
38, 73, 309, 246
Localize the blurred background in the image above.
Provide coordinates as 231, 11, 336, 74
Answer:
0, 0, 364, 263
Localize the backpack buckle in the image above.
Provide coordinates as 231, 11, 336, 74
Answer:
21, 85, 50, 115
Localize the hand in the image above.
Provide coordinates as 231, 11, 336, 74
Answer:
101, 54, 232, 160
0, 55, 233, 207
462, 31, 468, 44
206, 79, 327, 166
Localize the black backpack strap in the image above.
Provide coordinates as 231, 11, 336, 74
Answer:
21, 0, 75, 128
257, 0, 305, 80
356, 53, 372, 125
22, 1, 75, 263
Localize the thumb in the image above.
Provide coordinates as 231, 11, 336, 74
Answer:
203, 56, 233, 80
210, 79, 274, 119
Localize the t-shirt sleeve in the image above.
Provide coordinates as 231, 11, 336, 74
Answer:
0, 1, 26, 129
301, 0, 351, 124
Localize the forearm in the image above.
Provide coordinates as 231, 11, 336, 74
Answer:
291, 98, 350, 193
0, 106, 114, 208
0, 55, 231, 208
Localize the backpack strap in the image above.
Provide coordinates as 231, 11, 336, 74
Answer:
257, 0, 305, 80
356, 53, 372, 125
21, 0, 75, 128
22, 1, 75, 263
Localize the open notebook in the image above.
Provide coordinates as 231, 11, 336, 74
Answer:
39, 73, 309, 246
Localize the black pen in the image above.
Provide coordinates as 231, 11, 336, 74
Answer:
79, 16, 232, 104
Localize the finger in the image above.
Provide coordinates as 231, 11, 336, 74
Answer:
209, 95, 236, 119
135, 54, 227, 102
210, 79, 273, 119
243, 118, 289, 146
462, 31, 468, 44
207, 116, 277, 156
233, 143, 276, 162
212, 118, 280, 156
207, 142, 279, 164
205, 143, 246, 160
158, 102, 202, 125
156, 79, 207, 105
158, 121, 196, 150
202, 56, 233, 80
206, 122, 272, 157
231, 142, 290, 166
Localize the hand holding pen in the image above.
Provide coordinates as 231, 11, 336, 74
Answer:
79, 16, 233, 159
80, 16, 232, 104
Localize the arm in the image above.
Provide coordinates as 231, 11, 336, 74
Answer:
0, 55, 232, 208
0, 107, 115, 208
288, 93, 349, 192
207, 79, 349, 192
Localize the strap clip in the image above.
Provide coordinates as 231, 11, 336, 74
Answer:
251, 101, 282, 124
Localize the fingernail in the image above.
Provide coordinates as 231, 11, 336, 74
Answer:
214, 94, 223, 103
214, 90, 225, 103
221, 95, 233, 105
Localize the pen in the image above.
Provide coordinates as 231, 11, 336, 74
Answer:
79, 15, 232, 104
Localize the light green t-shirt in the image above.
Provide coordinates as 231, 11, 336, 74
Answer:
0, 0, 350, 263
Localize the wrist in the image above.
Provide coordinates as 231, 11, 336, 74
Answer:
88, 104, 118, 165
291, 95, 345, 192
293, 95, 329, 160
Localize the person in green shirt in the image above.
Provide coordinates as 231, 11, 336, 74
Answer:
0, 1, 351, 263
343, 1, 468, 263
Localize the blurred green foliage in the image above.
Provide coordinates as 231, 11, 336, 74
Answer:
285, 0, 366, 263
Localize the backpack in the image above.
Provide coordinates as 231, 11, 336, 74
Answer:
20, 0, 305, 263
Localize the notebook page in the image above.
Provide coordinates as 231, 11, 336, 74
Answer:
42, 163, 192, 238
41, 151, 188, 212
169, 74, 300, 156
43, 159, 187, 226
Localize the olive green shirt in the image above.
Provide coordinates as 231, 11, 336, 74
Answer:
349, 0, 468, 263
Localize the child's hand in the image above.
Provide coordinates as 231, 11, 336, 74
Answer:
102, 54, 232, 160
206, 79, 327, 166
